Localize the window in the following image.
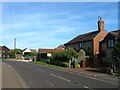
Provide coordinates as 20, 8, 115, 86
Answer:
108, 39, 114, 48
80, 42, 84, 48
3, 50, 5, 53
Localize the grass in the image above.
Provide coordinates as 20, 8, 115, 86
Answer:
7, 58, 22, 60
33, 61, 66, 69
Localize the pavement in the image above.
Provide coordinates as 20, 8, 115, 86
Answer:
63, 67, 119, 84
2, 61, 29, 88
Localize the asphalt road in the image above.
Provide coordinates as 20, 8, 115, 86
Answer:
2, 60, 119, 89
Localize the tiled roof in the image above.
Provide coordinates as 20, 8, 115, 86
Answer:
30, 49, 37, 53
55, 45, 65, 49
65, 31, 99, 45
38, 48, 64, 53
102, 30, 120, 42
110, 30, 120, 39
2, 46, 10, 50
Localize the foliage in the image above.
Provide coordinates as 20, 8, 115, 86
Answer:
24, 52, 36, 57
78, 49, 86, 58
65, 48, 78, 61
85, 47, 92, 56
113, 40, 120, 75
113, 41, 120, 61
34, 61, 64, 69
51, 51, 68, 62
9, 49, 22, 58
41, 53, 47, 59
49, 48, 77, 67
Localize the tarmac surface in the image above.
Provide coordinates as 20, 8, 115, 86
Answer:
2, 60, 119, 89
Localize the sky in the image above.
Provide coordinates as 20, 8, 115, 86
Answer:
2, 2, 118, 50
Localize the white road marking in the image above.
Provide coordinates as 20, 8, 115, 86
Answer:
61, 70, 118, 85
83, 86, 89, 88
50, 74, 70, 82
35, 68, 46, 73
46, 81, 55, 86
34, 64, 118, 85
83, 86, 95, 90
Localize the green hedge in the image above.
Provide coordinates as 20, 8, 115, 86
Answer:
45, 60, 68, 67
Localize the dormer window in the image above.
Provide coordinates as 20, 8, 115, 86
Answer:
108, 39, 114, 48
80, 42, 84, 48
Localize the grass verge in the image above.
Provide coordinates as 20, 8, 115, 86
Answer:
33, 61, 66, 69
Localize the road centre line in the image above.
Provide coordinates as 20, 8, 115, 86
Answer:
35, 68, 46, 73
50, 74, 70, 82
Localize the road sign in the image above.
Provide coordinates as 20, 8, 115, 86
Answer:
47, 53, 52, 57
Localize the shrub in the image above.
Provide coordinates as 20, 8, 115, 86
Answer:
65, 48, 78, 61
78, 49, 86, 58
51, 51, 68, 62
24, 52, 36, 57
9, 49, 22, 58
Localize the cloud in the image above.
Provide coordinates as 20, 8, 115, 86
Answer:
2, 2, 118, 49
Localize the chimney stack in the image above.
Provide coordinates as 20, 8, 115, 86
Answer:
98, 16, 104, 32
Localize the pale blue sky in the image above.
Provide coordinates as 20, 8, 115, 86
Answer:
2, 2, 118, 50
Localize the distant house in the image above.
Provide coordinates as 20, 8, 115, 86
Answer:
55, 45, 65, 50
37, 48, 64, 61
2, 45, 10, 59
30, 49, 37, 54
101, 30, 120, 67
64, 17, 108, 67
22, 48, 37, 60
22, 48, 32, 55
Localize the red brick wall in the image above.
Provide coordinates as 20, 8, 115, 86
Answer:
93, 30, 108, 67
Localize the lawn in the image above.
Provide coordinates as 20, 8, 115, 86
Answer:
33, 61, 67, 69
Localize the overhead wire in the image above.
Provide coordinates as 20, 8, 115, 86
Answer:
8, 0, 16, 49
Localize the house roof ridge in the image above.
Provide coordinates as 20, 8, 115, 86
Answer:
65, 30, 99, 45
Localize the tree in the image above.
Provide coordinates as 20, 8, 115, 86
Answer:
113, 40, 120, 75
78, 49, 86, 58
113, 41, 120, 61
9, 49, 22, 58
65, 48, 78, 61
24, 52, 36, 57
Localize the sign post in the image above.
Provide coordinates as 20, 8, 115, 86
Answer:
47, 53, 52, 63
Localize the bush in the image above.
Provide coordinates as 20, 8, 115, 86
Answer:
24, 52, 36, 57
49, 48, 78, 67
78, 49, 86, 58
41, 53, 47, 59
65, 48, 78, 60
51, 51, 68, 62
9, 49, 22, 58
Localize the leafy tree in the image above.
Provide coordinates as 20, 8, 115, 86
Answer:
24, 52, 36, 57
78, 49, 86, 58
85, 47, 92, 56
51, 51, 67, 62
9, 49, 22, 58
77, 49, 86, 63
113, 41, 120, 61
65, 48, 78, 61
50, 48, 77, 64
113, 40, 120, 74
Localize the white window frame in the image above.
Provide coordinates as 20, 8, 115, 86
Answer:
80, 42, 84, 48
108, 39, 114, 48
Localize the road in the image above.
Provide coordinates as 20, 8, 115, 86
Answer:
2, 60, 119, 89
